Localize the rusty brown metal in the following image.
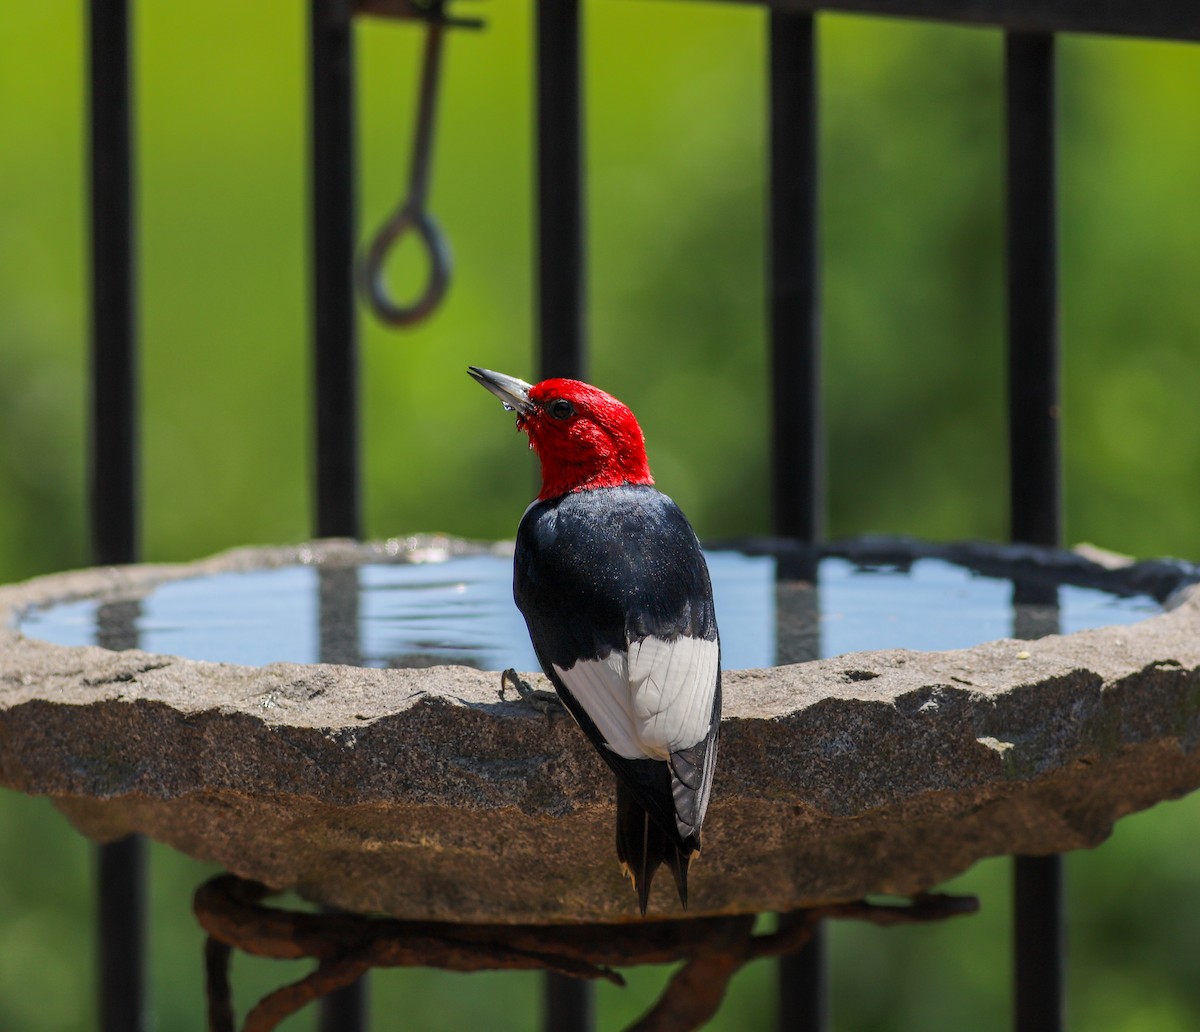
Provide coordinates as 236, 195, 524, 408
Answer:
195, 875, 978, 1032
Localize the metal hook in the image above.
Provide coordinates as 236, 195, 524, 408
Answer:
361, 202, 450, 326
359, 8, 452, 328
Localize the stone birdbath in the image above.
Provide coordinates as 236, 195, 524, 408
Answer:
1, 535, 1198, 1027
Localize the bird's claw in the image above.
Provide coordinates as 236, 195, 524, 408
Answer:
500, 668, 562, 714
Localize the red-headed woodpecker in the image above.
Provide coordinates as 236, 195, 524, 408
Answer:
469, 366, 721, 915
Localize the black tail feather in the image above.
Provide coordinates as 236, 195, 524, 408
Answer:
616, 780, 691, 916
665, 841, 690, 910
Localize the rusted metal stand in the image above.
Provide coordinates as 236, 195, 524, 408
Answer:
195, 874, 978, 1032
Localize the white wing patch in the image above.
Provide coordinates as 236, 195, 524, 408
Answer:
553, 636, 719, 761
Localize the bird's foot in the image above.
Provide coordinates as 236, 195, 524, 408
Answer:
499, 668, 562, 714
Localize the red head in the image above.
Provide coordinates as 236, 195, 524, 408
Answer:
469, 367, 653, 500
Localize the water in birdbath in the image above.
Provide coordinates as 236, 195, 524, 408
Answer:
16, 550, 1159, 669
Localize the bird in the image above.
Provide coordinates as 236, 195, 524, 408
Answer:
468, 365, 721, 915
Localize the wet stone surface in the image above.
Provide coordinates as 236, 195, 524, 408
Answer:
1, 537, 1199, 923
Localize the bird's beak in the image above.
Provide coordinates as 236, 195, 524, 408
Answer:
468, 366, 536, 416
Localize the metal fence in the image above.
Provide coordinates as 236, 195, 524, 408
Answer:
79, 0, 1200, 1030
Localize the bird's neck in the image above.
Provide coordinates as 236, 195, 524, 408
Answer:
536, 451, 653, 501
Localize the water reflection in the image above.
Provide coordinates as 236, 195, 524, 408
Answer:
18, 553, 1157, 670
1012, 580, 1061, 641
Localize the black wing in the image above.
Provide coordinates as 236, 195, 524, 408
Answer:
513, 484, 721, 853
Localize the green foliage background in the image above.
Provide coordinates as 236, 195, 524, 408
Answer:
1, 2, 1198, 1029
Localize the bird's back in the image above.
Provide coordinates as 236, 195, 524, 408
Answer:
514, 485, 721, 909
514, 484, 718, 666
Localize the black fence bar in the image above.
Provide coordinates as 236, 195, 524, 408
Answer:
768, 7, 822, 544
535, 0, 586, 381
318, 949, 369, 1031
1006, 31, 1060, 549
778, 922, 827, 1032
88, 4, 147, 1031
1005, 30, 1064, 1032
768, 12, 825, 1030
310, 3, 367, 1028
96, 607, 146, 1032
97, 836, 146, 1032
773, 571, 825, 1030
315, 566, 369, 1031
1011, 588, 1062, 1032
544, 975, 595, 1032
1014, 853, 1065, 1032
535, 0, 591, 1026
88, 0, 138, 569
311, 0, 362, 541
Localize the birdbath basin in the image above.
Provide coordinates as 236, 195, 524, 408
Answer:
1, 535, 1199, 923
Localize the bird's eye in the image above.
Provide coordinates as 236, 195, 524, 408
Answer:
547, 399, 575, 421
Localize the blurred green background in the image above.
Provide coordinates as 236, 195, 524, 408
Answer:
1, 2, 1199, 1029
